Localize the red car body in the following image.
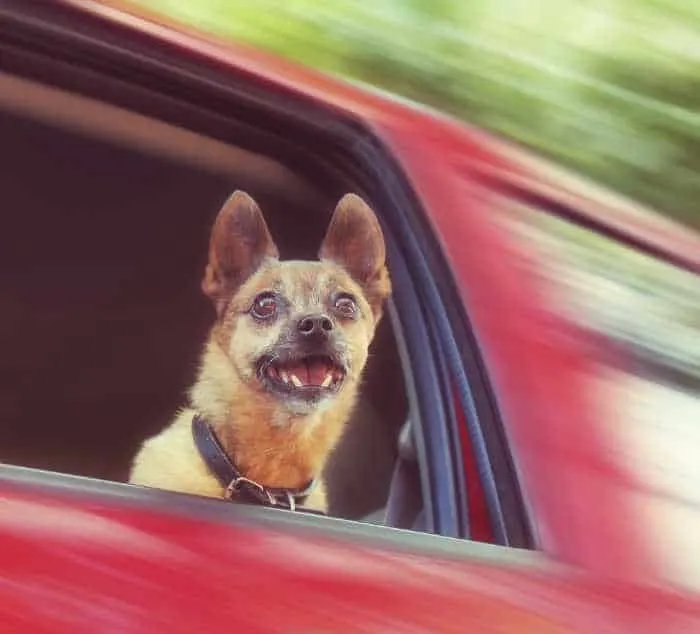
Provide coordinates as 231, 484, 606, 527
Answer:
1, 1, 699, 632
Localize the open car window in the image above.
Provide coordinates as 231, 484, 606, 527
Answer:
0, 0, 535, 547
0, 71, 410, 529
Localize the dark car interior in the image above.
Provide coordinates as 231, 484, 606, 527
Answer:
0, 73, 409, 522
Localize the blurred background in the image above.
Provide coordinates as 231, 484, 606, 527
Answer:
131, 0, 700, 229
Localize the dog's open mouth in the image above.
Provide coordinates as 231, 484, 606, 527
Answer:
259, 354, 346, 398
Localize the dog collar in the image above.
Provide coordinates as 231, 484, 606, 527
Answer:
191, 414, 321, 513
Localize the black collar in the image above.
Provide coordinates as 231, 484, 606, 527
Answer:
191, 414, 320, 513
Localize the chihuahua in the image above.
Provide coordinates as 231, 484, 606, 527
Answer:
129, 191, 391, 513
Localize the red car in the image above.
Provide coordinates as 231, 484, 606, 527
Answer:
1, 1, 699, 632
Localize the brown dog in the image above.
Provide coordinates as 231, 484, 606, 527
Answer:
129, 191, 391, 513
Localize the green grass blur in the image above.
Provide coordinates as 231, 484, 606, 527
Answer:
135, 0, 700, 228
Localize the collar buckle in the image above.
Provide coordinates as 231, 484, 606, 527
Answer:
225, 476, 273, 504
225, 476, 297, 511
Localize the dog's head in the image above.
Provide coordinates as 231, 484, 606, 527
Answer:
202, 191, 391, 414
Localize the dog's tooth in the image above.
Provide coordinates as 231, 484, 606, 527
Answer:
321, 373, 332, 388
290, 373, 303, 388
280, 369, 290, 384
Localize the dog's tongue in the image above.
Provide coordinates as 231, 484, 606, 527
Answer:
287, 360, 328, 386
305, 359, 330, 386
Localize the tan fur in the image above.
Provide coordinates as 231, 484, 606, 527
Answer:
129, 192, 390, 513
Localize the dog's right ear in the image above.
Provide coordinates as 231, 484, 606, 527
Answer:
202, 191, 279, 311
319, 194, 391, 319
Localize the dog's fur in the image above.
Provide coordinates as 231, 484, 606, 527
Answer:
129, 191, 391, 512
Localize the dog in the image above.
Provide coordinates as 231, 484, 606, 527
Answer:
129, 190, 391, 513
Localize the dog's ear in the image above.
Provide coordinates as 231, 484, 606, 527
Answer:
202, 191, 279, 309
319, 194, 391, 318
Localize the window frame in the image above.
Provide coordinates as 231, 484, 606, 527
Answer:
0, 0, 531, 547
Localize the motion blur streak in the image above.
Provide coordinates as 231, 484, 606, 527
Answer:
130, 0, 700, 230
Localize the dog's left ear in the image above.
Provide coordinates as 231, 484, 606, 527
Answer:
202, 191, 279, 312
319, 194, 391, 318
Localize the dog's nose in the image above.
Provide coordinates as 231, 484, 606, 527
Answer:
297, 314, 334, 337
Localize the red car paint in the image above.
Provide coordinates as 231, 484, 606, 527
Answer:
1, 1, 699, 631
1, 486, 699, 634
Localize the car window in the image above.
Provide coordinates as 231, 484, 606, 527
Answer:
0, 72, 412, 531
501, 202, 700, 591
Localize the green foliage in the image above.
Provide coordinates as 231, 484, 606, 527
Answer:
136, 0, 700, 228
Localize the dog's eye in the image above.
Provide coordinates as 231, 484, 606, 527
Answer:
251, 293, 278, 320
333, 293, 357, 318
